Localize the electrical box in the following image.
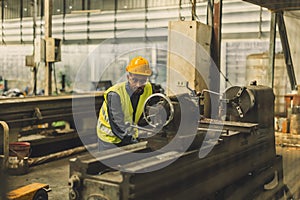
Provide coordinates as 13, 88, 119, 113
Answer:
34, 38, 45, 63
46, 38, 61, 62
167, 21, 212, 96
25, 55, 35, 67
166, 21, 212, 117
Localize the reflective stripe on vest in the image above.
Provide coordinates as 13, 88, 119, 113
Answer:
97, 121, 114, 136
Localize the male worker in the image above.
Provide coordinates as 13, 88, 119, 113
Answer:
97, 56, 154, 151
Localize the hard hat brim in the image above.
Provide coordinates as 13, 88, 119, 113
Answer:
126, 65, 152, 76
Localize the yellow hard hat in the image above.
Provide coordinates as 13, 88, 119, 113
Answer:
126, 56, 152, 76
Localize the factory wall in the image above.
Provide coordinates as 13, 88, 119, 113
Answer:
0, 41, 168, 94
0, 0, 289, 96
221, 39, 283, 89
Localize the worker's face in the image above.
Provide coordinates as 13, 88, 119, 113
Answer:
127, 73, 148, 92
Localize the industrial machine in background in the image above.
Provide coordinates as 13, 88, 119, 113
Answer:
0, 93, 103, 176
69, 82, 289, 200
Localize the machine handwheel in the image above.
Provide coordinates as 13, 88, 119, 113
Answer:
143, 93, 174, 128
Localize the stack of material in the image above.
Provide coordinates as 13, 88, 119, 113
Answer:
290, 113, 300, 135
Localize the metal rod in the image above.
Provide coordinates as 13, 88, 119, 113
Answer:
258, 6, 262, 38
40, 0, 44, 36
130, 124, 158, 133
114, 0, 118, 40
179, 0, 183, 20
144, 0, 148, 40
33, 0, 37, 47
20, 0, 24, 43
207, 0, 213, 26
0, 121, 9, 169
202, 89, 222, 96
33, 0, 38, 95
28, 144, 97, 166
63, 0, 66, 41
191, 0, 196, 21
82, 0, 86, 10
87, 0, 90, 42
1, 0, 5, 44
210, 0, 222, 118
277, 11, 297, 91
45, 0, 53, 95
269, 12, 277, 89
212, 0, 222, 71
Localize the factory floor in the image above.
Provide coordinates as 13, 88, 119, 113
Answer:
5, 146, 300, 200
6, 154, 74, 200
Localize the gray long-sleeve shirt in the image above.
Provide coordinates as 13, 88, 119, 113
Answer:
106, 82, 163, 140
106, 82, 143, 139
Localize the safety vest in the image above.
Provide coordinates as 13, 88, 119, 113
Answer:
97, 82, 153, 143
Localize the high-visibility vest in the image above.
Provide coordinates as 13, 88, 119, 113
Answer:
97, 82, 152, 143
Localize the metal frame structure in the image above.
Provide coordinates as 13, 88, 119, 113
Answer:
243, 0, 300, 90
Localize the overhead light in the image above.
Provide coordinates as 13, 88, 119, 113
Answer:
57, 9, 61, 12
124, 5, 128, 9
69, 5, 73, 9
24, 8, 27, 11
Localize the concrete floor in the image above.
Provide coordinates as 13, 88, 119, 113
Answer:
6, 155, 72, 200
4, 146, 300, 200
277, 146, 300, 198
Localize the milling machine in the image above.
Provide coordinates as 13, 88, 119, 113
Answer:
68, 83, 289, 200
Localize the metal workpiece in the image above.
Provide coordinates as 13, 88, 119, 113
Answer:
143, 93, 174, 128
222, 85, 275, 129
222, 86, 255, 118
69, 85, 285, 200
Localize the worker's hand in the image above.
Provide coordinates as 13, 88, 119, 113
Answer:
124, 123, 135, 136
122, 135, 138, 145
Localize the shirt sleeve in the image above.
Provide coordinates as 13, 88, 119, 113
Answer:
107, 91, 128, 139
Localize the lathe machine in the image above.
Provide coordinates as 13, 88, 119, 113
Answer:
69, 84, 287, 200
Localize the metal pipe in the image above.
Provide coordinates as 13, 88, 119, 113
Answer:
1, 0, 5, 44
33, 0, 38, 95
277, 11, 297, 91
207, 0, 213, 26
45, 0, 53, 95
191, 0, 196, 20
0, 121, 9, 169
20, 0, 24, 43
202, 89, 222, 96
114, 0, 118, 40
63, 0, 66, 41
269, 12, 277, 89
87, 0, 90, 42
